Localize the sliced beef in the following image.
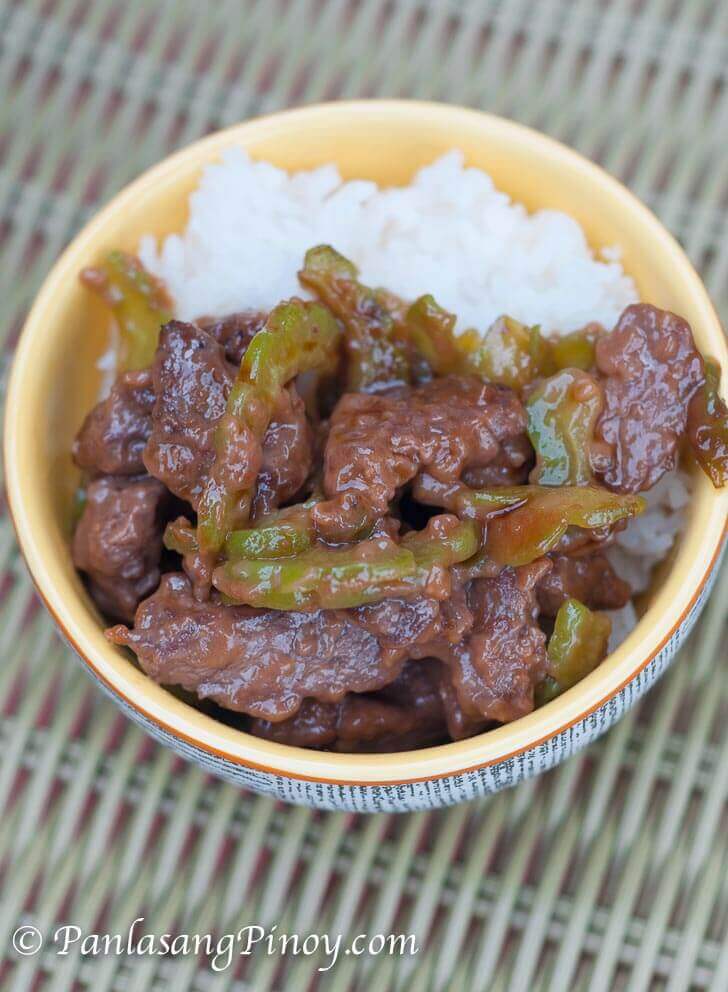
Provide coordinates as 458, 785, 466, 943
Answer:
537, 553, 632, 617
72, 311, 269, 483
249, 695, 418, 751
406, 570, 528, 730
143, 321, 234, 508
73, 369, 155, 476
436, 667, 490, 740
72, 476, 169, 622
198, 310, 267, 367
334, 696, 420, 751
422, 561, 550, 724
248, 699, 340, 748
181, 546, 218, 603
553, 521, 624, 558
372, 658, 449, 749
594, 304, 704, 492
108, 573, 448, 722
462, 433, 534, 487
314, 376, 528, 539
353, 593, 453, 644
143, 320, 311, 515
252, 385, 313, 518
249, 659, 448, 751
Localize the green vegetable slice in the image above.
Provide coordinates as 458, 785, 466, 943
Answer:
486, 485, 645, 566
299, 245, 410, 392
412, 473, 530, 519
404, 294, 471, 375
404, 293, 553, 388
81, 251, 172, 370
687, 358, 728, 487
196, 299, 341, 552
402, 292, 610, 391
549, 325, 598, 371
213, 517, 479, 610
224, 501, 319, 559
526, 368, 603, 486
536, 598, 611, 705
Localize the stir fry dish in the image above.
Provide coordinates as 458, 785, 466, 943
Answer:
71, 246, 728, 752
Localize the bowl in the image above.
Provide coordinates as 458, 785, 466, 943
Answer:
5, 101, 727, 812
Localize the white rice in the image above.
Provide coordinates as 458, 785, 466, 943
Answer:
135, 148, 687, 644
139, 149, 637, 335
605, 602, 640, 653
606, 469, 691, 595
96, 323, 120, 397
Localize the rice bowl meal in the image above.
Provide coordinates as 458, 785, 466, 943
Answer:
62, 146, 728, 755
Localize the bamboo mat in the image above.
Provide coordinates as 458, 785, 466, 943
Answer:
1, 1, 727, 989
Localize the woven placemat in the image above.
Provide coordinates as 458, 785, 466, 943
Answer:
1, 1, 726, 989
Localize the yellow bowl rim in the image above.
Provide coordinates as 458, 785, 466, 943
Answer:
4, 99, 728, 787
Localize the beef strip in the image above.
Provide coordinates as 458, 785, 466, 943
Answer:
553, 521, 625, 557
198, 310, 267, 367
177, 538, 218, 604
249, 659, 449, 751
462, 433, 534, 487
314, 376, 528, 539
73, 369, 155, 476
417, 562, 551, 724
249, 693, 423, 751
436, 666, 490, 740
594, 304, 704, 492
108, 573, 449, 721
252, 385, 313, 518
336, 665, 449, 751
457, 561, 551, 722
72, 475, 169, 622
248, 698, 340, 748
371, 658, 449, 749
143, 320, 311, 514
334, 697, 421, 751
403, 569, 539, 727
143, 321, 235, 508
537, 553, 631, 617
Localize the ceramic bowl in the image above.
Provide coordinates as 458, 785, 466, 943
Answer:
5, 101, 727, 811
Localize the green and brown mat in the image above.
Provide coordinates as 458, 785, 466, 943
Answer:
0, 1, 726, 989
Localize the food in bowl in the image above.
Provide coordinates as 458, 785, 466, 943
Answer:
69, 152, 728, 754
